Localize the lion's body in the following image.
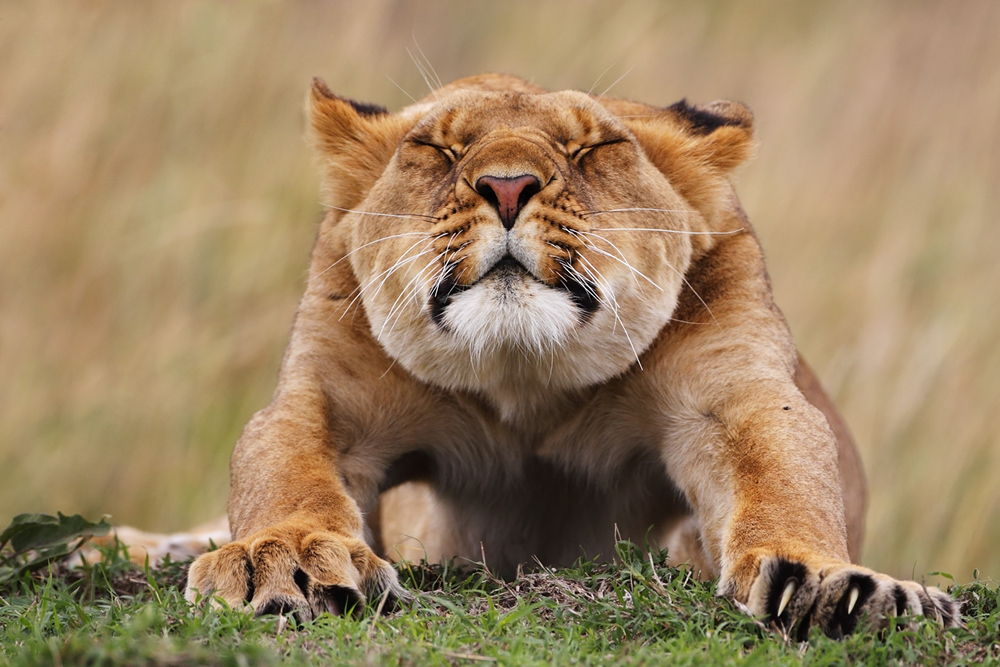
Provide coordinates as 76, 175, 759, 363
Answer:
376, 354, 866, 577
185, 74, 956, 634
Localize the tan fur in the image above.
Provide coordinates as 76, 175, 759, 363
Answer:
185, 74, 957, 634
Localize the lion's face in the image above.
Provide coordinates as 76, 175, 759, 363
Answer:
308, 75, 753, 418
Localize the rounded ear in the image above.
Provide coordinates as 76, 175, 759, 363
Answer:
308, 77, 390, 144
307, 78, 413, 211
665, 99, 755, 172
618, 98, 756, 220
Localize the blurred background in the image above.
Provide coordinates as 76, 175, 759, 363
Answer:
1, 1, 997, 583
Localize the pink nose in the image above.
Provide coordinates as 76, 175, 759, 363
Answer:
475, 174, 541, 230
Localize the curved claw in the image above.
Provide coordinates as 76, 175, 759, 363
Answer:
846, 583, 860, 615
777, 579, 798, 618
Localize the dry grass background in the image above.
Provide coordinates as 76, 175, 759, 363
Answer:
1, 1, 997, 583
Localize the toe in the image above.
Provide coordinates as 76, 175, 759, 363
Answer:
248, 537, 309, 617
308, 584, 365, 618
926, 587, 961, 627
745, 556, 820, 632
906, 582, 960, 627
186, 543, 253, 608
812, 569, 879, 637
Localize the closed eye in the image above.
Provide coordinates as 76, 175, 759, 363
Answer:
569, 138, 628, 161
412, 139, 459, 163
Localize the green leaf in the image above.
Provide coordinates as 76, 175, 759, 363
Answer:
0, 512, 113, 587
0, 513, 57, 551
22, 543, 76, 571
0, 512, 111, 555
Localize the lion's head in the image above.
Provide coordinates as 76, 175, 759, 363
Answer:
307, 74, 754, 418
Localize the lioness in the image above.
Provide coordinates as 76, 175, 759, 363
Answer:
186, 74, 958, 637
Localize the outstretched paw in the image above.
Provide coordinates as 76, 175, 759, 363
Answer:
724, 555, 959, 638
185, 524, 409, 622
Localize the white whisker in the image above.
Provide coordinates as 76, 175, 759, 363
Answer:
337, 239, 435, 322
379, 252, 444, 342
589, 226, 745, 236
660, 257, 722, 331
576, 257, 642, 369
386, 75, 418, 104
366, 238, 435, 300
575, 255, 618, 321
432, 233, 462, 294
574, 222, 727, 328
411, 37, 443, 90
559, 261, 602, 304
378, 357, 398, 380
322, 204, 439, 222
613, 313, 642, 369
587, 60, 620, 96
546, 346, 555, 387
406, 47, 432, 97
576, 256, 618, 317
312, 232, 439, 281
597, 66, 633, 99
406, 39, 441, 99
580, 207, 690, 217
574, 231, 663, 292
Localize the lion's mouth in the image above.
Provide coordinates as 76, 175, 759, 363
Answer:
429, 254, 599, 326
486, 255, 529, 277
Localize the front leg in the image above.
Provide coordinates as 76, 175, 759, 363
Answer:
672, 385, 957, 635
183, 270, 433, 619
647, 232, 958, 636
185, 386, 407, 619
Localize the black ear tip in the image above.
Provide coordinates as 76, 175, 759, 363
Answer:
309, 78, 388, 118
346, 99, 389, 118
668, 98, 692, 112
667, 98, 753, 135
704, 100, 754, 129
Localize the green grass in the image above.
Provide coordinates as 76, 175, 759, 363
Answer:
2, 542, 998, 666
2, 0, 999, 585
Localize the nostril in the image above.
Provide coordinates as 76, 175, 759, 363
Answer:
475, 179, 500, 208
518, 179, 541, 210
474, 174, 542, 230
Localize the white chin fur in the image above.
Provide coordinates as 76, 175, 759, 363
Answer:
441, 277, 578, 360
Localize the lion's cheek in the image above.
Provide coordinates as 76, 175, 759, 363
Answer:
371, 274, 680, 419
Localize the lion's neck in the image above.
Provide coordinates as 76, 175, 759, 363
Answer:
454, 383, 585, 437
447, 353, 599, 428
